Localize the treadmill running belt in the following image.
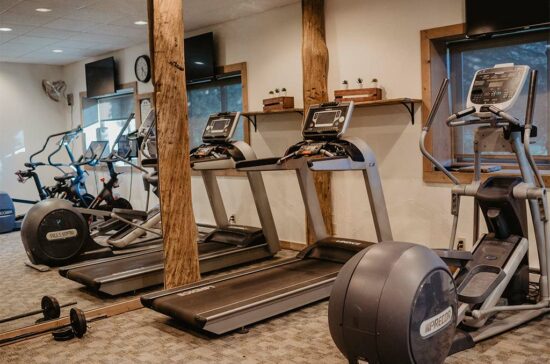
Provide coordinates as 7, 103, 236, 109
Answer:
64, 250, 164, 289
199, 241, 236, 255
149, 259, 341, 328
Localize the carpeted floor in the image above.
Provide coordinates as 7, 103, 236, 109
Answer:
2, 231, 550, 363
0, 231, 156, 333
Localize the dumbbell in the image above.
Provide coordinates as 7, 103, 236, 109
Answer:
0, 296, 77, 324
0, 307, 88, 345
52, 308, 88, 341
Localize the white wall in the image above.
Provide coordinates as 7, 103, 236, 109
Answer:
62, 43, 154, 210
186, 0, 506, 256
187, 3, 306, 243
0, 62, 69, 212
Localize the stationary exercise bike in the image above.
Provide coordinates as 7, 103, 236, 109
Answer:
328, 64, 550, 364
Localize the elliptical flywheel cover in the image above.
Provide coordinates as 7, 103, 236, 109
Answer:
21, 199, 89, 266
328, 241, 457, 364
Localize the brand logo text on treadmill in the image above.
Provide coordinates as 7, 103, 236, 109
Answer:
335, 240, 362, 246
176, 285, 215, 297
46, 229, 78, 241
419, 306, 453, 338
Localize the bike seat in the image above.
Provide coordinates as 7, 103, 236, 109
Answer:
54, 173, 75, 182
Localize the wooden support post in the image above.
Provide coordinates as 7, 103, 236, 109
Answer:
302, 0, 333, 243
148, 0, 200, 288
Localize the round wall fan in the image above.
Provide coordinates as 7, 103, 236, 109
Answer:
42, 80, 67, 102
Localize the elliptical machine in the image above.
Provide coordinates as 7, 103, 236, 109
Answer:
21, 114, 151, 268
328, 64, 550, 364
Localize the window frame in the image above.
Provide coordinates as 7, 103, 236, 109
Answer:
421, 24, 550, 185
448, 30, 550, 165
79, 81, 140, 171
189, 62, 250, 178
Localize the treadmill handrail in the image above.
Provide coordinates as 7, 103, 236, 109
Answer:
236, 158, 282, 170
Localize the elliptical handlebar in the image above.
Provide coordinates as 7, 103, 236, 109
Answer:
522, 69, 544, 188
29, 125, 82, 164
420, 78, 460, 185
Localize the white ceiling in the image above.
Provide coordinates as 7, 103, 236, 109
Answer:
0, 0, 298, 66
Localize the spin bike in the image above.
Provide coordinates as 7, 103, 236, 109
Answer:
328, 64, 550, 364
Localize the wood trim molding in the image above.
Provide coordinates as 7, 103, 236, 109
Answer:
190, 169, 246, 177
136, 92, 154, 127
420, 23, 465, 181
280, 240, 307, 251
216, 62, 250, 144
0, 299, 142, 346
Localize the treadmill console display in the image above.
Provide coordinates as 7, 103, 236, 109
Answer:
202, 112, 240, 143
467, 64, 529, 111
302, 102, 353, 140
84, 141, 108, 161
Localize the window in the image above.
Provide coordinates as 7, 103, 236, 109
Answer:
187, 74, 244, 148
81, 91, 136, 160
448, 30, 549, 163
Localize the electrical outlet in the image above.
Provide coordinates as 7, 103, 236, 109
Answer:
229, 215, 236, 224
456, 238, 466, 251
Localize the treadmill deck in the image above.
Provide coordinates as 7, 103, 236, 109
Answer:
145, 258, 342, 333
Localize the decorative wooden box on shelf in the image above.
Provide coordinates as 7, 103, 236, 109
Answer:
262, 96, 295, 112
242, 98, 422, 129
334, 87, 382, 103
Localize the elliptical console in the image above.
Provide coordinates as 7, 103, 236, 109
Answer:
329, 64, 548, 364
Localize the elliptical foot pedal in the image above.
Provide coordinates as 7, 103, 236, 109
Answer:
112, 208, 148, 220
25, 261, 50, 272
457, 265, 506, 304
434, 249, 472, 268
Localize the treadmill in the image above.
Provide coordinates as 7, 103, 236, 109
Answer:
141, 101, 393, 335
59, 112, 280, 295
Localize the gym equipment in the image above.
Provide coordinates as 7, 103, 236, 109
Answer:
0, 296, 77, 324
59, 111, 280, 296
14, 126, 91, 206
21, 114, 156, 268
328, 64, 550, 364
0, 192, 19, 233
0, 308, 88, 345
141, 101, 392, 335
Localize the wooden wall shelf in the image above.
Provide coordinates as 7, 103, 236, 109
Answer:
242, 108, 304, 131
354, 98, 422, 124
242, 98, 422, 129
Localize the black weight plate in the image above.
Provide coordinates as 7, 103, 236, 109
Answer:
52, 327, 75, 342
41, 296, 61, 321
70, 308, 87, 338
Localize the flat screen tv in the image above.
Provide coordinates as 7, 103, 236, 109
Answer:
85, 57, 116, 98
466, 0, 550, 37
184, 32, 215, 83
